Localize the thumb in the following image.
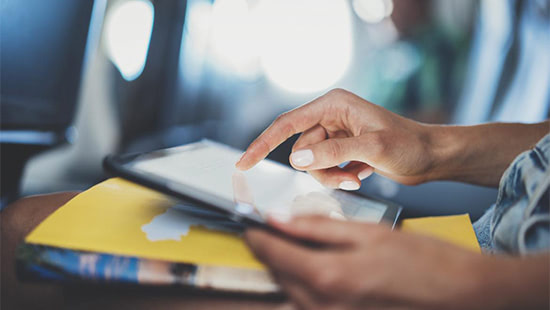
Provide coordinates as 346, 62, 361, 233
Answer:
289, 137, 364, 171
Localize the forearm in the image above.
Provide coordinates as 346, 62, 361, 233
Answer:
476, 255, 550, 310
426, 121, 549, 187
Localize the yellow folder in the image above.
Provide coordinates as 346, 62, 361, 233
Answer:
401, 214, 481, 252
26, 178, 264, 269
26, 178, 480, 271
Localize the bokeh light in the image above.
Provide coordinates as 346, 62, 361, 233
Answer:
352, 0, 393, 24
104, 0, 154, 81
183, 0, 353, 92
255, 0, 353, 93
210, 0, 260, 79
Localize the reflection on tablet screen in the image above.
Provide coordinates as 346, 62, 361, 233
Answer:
131, 140, 387, 223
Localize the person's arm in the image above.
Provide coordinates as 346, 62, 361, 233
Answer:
426, 122, 549, 186
245, 216, 550, 310
237, 88, 549, 188
480, 254, 550, 310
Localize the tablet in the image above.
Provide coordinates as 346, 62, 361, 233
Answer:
104, 140, 401, 228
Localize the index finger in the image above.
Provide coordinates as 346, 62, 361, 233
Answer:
235, 97, 328, 170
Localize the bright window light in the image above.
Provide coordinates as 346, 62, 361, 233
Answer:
183, 0, 353, 90
255, 0, 353, 93
352, 0, 393, 24
209, 0, 260, 79
185, 1, 213, 51
105, 0, 154, 81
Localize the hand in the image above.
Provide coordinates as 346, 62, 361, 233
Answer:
236, 88, 436, 189
245, 216, 550, 310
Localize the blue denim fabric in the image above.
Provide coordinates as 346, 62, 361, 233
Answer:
473, 133, 550, 255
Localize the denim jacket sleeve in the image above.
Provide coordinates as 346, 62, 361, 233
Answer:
474, 133, 550, 255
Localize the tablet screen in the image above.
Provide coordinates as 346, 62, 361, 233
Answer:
129, 140, 388, 223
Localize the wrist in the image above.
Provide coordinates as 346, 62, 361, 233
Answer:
421, 124, 461, 182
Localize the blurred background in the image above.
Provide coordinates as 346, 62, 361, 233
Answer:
1, 0, 549, 219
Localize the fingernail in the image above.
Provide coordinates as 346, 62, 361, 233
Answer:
236, 152, 245, 163
290, 149, 314, 167
339, 181, 360, 191
267, 211, 292, 223
235, 153, 246, 169
329, 211, 347, 221
358, 167, 373, 180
